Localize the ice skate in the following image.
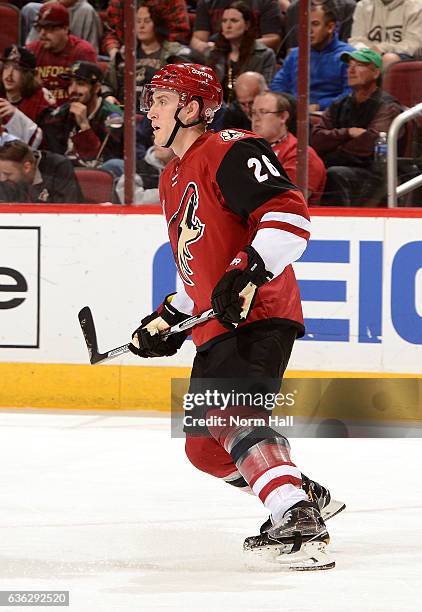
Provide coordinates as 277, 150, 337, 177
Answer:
301, 474, 346, 521
257, 474, 345, 537
244, 501, 335, 571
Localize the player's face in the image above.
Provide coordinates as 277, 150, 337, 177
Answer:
221, 9, 248, 41
37, 25, 68, 52
68, 79, 95, 105
251, 94, 286, 143
136, 6, 156, 44
1, 62, 23, 95
0, 160, 28, 183
347, 59, 379, 87
147, 89, 180, 147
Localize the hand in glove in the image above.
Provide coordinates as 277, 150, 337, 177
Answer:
211, 246, 273, 328
129, 294, 190, 358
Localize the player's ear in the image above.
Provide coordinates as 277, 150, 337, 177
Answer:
185, 99, 201, 122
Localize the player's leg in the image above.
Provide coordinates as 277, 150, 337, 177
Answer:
185, 436, 345, 518
185, 326, 306, 518
185, 331, 344, 518
185, 435, 253, 494
186, 324, 335, 568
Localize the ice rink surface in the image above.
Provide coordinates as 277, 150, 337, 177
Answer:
0, 411, 421, 612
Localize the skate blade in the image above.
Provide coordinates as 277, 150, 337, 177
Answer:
322, 499, 346, 522
244, 539, 335, 571
286, 541, 335, 571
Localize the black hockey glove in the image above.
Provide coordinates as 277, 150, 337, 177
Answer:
211, 246, 273, 329
129, 293, 190, 358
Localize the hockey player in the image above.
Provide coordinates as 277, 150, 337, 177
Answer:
130, 63, 342, 570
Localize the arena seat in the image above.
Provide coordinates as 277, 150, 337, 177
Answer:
383, 60, 422, 109
0, 3, 20, 53
75, 168, 114, 204
383, 61, 422, 206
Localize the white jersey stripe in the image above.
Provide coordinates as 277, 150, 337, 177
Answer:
261, 211, 311, 232
252, 228, 307, 278
170, 286, 194, 315
252, 465, 302, 497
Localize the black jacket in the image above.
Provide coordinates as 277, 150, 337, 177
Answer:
0, 180, 27, 202
27, 151, 83, 203
41, 99, 123, 166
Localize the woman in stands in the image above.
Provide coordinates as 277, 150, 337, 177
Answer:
207, 1, 276, 102
105, 1, 189, 105
0, 45, 55, 149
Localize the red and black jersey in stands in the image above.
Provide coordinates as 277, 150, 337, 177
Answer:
15, 87, 55, 124
27, 35, 97, 104
160, 129, 310, 349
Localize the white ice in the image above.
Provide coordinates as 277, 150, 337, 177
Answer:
0, 411, 421, 612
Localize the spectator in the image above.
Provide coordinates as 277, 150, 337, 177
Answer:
0, 139, 83, 202
221, 70, 268, 129
0, 45, 55, 148
105, 2, 188, 105
116, 146, 175, 205
208, 1, 276, 102
41, 61, 123, 171
271, 0, 355, 111
165, 45, 207, 65
348, 0, 422, 69
23, 0, 102, 53
103, 0, 191, 59
252, 91, 326, 204
311, 48, 403, 206
26, 3, 97, 104
191, 0, 283, 54
284, 0, 356, 50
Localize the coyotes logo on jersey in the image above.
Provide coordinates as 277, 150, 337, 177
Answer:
219, 129, 245, 142
169, 181, 204, 286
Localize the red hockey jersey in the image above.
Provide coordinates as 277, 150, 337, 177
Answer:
16, 87, 55, 123
160, 129, 311, 349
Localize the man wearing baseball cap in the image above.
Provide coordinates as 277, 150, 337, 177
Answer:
24, 0, 101, 53
41, 61, 123, 169
311, 48, 403, 206
0, 45, 55, 148
340, 48, 383, 74
26, 3, 97, 104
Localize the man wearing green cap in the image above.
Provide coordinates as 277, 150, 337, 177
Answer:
348, 0, 422, 70
311, 48, 403, 206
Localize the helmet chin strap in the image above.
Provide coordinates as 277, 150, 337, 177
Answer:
163, 99, 205, 148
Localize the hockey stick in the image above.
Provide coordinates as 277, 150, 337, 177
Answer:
78, 306, 216, 365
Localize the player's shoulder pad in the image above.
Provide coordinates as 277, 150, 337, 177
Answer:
212, 128, 259, 147
215, 135, 299, 219
207, 129, 276, 168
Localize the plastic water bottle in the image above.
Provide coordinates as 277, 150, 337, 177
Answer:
374, 131, 388, 166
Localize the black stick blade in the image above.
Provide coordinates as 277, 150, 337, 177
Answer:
78, 306, 100, 364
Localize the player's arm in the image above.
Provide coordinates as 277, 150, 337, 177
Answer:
130, 287, 194, 358
212, 137, 310, 327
